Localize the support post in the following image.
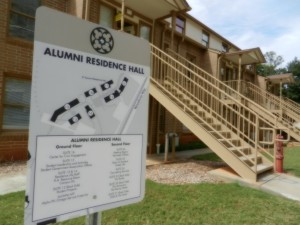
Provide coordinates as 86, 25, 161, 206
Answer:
254, 116, 259, 173
86, 212, 101, 225
237, 54, 242, 94
279, 80, 283, 122
84, 0, 90, 20
171, 135, 176, 161
83, 11, 100, 223
121, 0, 125, 31
164, 133, 169, 162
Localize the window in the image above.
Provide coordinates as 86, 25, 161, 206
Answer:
99, 4, 115, 28
202, 31, 209, 47
222, 43, 229, 52
139, 23, 151, 41
9, 0, 40, 41
123, 21, 136, 35
2, 77, 31, 129
175, 17, 185, 34
116, 20, 137, 35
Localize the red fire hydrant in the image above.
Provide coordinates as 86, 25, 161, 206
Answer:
275, 134, 284, 173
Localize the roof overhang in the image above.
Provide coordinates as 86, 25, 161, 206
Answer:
222, 48, 266, 65
114, 0, 191, 19
266, 73, 295, 84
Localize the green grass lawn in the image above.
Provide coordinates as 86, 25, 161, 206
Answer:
1, 148, 300, 225
284, 146, 300, 177
1, 180, 300, 225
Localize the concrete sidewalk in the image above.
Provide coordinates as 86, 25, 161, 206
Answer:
210, 168, 300, 202
0, 170, 26, 195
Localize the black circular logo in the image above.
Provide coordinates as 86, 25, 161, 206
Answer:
90, 27, 114, 54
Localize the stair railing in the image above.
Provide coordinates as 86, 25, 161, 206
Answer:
225, 80, 300, 133
246, 81, 300, 120
150, 44, 275, 171
166, 48, 299, 138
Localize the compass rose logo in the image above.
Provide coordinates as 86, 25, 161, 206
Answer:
90, 27, 114, 54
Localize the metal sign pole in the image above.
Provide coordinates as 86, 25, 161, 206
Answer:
86, 212, 101, 225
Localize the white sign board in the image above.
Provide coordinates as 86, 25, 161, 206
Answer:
25, 7, 150, 225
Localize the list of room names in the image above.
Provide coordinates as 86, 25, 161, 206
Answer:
33, 135, 142, 221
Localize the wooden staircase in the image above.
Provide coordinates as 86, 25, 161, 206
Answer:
167, 48, 300, 143
150, 44, 275, 181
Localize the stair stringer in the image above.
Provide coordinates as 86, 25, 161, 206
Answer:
150, 82, 258, 181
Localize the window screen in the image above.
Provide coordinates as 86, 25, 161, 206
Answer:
9, 0, 40, 41
3, 78, 31, 129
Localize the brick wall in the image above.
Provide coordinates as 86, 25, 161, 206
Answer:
43, 0, 67, 12
0, 0, 67, 161
89, 0, 100, 24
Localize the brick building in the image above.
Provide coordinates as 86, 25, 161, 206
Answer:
0, 0, 266, 161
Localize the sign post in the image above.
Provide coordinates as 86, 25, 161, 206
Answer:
25, 7, 150, 225
86, 212, 101, 225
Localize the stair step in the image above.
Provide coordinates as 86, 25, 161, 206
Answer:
192, 116, 202, 123
239, 154, 261, 162
218, 138, 241, 147
175, 92, 183, 98
218, 137, 240, 140
204, 117, 213, 123
239, 154, 262, 167
182, 99, 190, 104
217, 130, 230, 136
218, 138, 240, 143
200, 123, 214, 131
228, 146, 253, 158
228, 146, 251, 152
188, 104, 198, 111
223, 99, 236, 105
251, 164, 273, 174
211, 124, 222, 129
197, 111, 205, 117
211, 131, 231, 139
168, 96, 184, 109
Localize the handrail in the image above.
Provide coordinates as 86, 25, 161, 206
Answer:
224, 80, 300, 133
247, 81, 300, 120
150, 44, 275, 168
283, 97, 300, 114
166, 48, 281, 124
167, 47, 299, 139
